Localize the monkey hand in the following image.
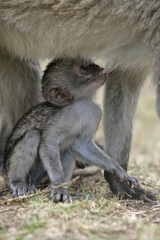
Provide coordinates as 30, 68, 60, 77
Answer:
50, 186, 71, 203
109, 164, 140, 190
104, 170, 159, 202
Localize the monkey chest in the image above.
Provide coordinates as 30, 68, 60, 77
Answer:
59, 102, 101, 151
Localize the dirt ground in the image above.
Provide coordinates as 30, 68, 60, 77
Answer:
0, 82, 160, 240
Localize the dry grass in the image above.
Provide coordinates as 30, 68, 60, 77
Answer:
0, 82, 160, 240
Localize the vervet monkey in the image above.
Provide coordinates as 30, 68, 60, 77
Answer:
0, 1, 159, 201
4, 58, 139, 202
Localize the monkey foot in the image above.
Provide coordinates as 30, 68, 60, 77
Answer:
104, 170, 159, 203
11, 182, 36, 197
50, 187, 71, 203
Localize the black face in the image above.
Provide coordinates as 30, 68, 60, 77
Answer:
74, 60, 106, 86
42, 58, 107, 103
79, 62, 101, 76
65, 59, 107, 99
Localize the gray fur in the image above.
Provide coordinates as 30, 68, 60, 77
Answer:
8, 130, 40, 196
0, 50, 42, 167
0, 1, 159, 199
103, 69, 147, 168
4, 58, 139, 201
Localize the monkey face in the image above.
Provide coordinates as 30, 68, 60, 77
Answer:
76, 62, 106, 83
42, 58, 107, 105
72, 60, 107, 98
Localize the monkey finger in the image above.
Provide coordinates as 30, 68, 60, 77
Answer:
50, 190, 61, 202
50, 190, 56, 200
139, 194, 154, 203
62, 194, 70, 202
17, 187, 27, 196
105, 170, 159, 202
55, 193, 62, 202
67, 196, 72, 203
129, 181, 132, 188
50, 187, 71, 203
13, 189, 18, 197
120, 173, 140, 190
29, 186, 37, 193
128, 176, 140, 190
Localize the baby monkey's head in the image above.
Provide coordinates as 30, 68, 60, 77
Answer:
42, 58, 107, 106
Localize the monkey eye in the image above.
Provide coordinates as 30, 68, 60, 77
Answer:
80, 65, 88, 73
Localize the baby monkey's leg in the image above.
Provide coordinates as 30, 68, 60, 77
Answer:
29, 161, 47, 187
7, 130, 40, 196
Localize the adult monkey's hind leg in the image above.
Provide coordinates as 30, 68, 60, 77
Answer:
0, 50, 42, 170
103, 68, 158, 202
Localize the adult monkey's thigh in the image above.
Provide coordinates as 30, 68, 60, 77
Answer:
0, 50, 42, 169
103, 68, 157, 201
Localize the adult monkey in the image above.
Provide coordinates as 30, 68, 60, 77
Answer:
0, 1, 159, 201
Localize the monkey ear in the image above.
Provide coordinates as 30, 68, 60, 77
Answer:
47, 86, 73, 106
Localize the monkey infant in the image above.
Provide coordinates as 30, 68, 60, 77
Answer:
4, 58, 139, 202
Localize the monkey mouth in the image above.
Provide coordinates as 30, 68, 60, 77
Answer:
95, 73, 106, 85
97, 69, 108, 81
96, 67, 114, 83
93, 68, 113, 85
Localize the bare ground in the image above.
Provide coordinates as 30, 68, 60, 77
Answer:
0, 83, 160, 240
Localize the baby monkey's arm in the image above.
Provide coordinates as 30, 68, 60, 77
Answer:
39, 142, 71, 202
69, 141, 140, 190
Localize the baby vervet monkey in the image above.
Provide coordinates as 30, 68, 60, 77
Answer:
4, 58, 139, 202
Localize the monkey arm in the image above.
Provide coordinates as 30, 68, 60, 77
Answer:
61, 150, 76, 182
39, 143, 64, 185
70, 141, 139, 190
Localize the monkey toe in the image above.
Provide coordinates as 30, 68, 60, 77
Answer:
12, 187, 27, 197
54, 193, 61, 202
18, 187, 27, 196
50, 187, 71, 203
12, 189, 18, 197
62, 194, 71, 202
104, 170, 159, 202
12, 184, 36, 197
28, 186, 37, 194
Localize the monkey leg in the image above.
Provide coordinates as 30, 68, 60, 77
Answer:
7, 130, 40, 196
29, 162, 47, 187
156, 84, 160, 119
151, 29, 160, 120
30, 151, 75, 202
48, 151, 75, 203
0, 49, 42, 171
61, 150, 76, 182
0, 117, 9, 171
103, 68, 158, 202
